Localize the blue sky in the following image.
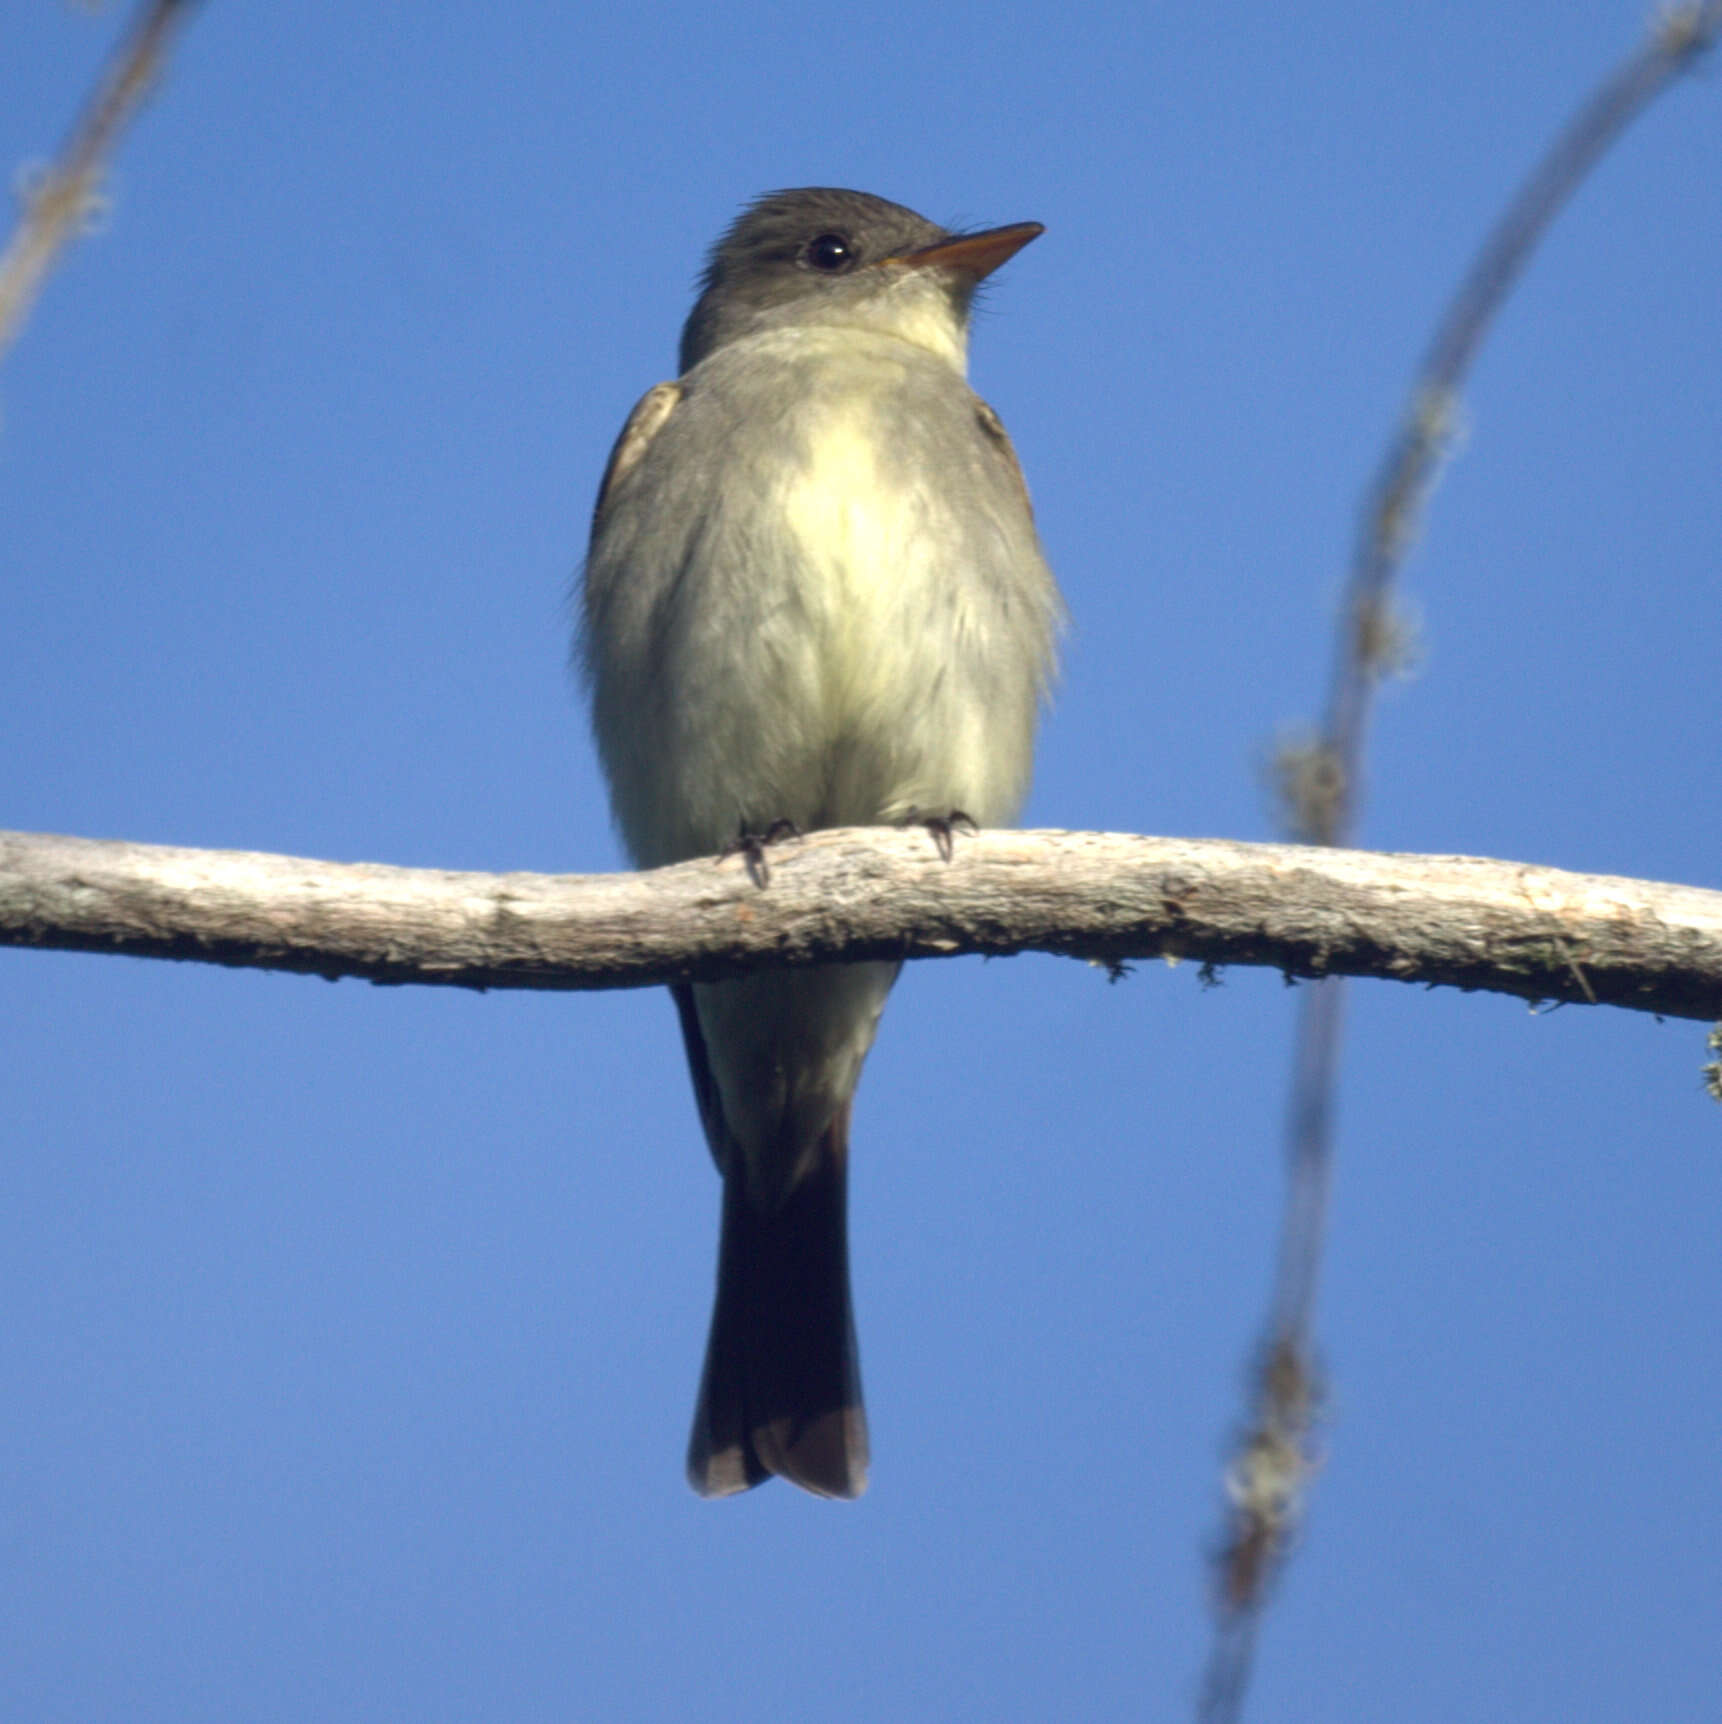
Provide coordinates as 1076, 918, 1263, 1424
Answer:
2, 4, 1718, 1720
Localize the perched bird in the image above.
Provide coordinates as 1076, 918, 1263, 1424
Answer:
580, 188, 1062, 1498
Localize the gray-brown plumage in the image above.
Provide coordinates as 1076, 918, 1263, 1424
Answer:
581, 189, 1061, 1497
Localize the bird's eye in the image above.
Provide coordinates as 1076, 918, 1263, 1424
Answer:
804, 232, 856, 273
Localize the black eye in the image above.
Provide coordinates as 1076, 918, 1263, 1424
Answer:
804, 232, 855, 273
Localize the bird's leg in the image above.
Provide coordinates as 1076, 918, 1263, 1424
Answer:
718, 818, 802, 887
898, 808, 978, 863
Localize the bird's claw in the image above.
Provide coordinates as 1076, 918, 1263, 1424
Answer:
901, 808, 978, 863
718, 818, 802, 886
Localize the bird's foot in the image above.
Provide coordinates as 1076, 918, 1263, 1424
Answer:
900, 808, 978, 863
719, 818, 802, 887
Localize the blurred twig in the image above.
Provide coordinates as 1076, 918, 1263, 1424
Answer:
1702, 1025, 1722, 1102
1202, 8, 1722, 1717
0, 0, 202, 370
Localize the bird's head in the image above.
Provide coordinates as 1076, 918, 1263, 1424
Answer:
678, 187, 1042, 375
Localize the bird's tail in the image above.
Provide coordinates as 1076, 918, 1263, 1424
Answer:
685, 1101, 868, 1500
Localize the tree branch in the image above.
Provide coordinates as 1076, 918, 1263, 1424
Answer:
2, 827, 1718, 1020
0, 0, 204, 369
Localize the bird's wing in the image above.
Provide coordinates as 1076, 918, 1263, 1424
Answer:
973, 397, 1036, 525
590, 380, 683, 539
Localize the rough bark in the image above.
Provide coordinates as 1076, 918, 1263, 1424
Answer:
2, 827, 1718, 1021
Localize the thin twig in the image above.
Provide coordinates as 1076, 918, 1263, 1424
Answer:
0, 0, 203, 370
1205, 10, 1722, 1716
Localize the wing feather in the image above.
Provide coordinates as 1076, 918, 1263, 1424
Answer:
590, 381, 682, 539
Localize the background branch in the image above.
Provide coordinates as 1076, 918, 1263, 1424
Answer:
1204, 12, 1722, 1714
3, 827, 1719, 1020
0, 0, 202, 368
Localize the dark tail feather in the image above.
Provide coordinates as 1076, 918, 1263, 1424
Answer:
685, 1105, 869, 1500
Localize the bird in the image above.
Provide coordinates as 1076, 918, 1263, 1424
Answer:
580, 188, 1062, 1499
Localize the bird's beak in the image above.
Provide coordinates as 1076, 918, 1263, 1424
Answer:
885, 221, 1044, 281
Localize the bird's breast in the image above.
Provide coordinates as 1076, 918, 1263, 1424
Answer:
584, 336, 1056, 862
778, 396, 935, 668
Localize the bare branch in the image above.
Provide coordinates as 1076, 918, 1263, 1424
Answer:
0, 0, 203, 369
2, 827, 1718, 1021
1211, 14, 1722, 1708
